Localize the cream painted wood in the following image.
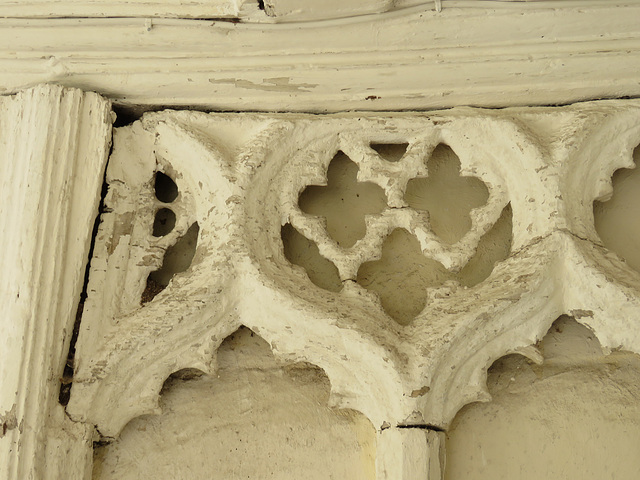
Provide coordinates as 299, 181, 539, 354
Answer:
0, 0, 256, 20
0, 2, 637, 478
67, 100, 640, 479
0, 0, 427, 20
0, 0, 592, 21
0, 2, 638, 111
0, 85, 112, 479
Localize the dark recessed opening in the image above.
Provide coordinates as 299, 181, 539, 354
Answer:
154, 172, 179, 203
142, 222, 200, 304
370, 143, 409, 162
152, 208, 176, 237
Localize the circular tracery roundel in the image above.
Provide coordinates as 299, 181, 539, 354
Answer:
278, 125, 514, 325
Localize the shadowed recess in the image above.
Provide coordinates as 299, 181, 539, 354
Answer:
112, 104, 144, 128
141, 222, 200, 304
446, 316, 640, 480
298, 151, 387, 248
357, 205, 512, 325
154, 171, 179, 203
92, 327, 376, 480
370, 142, 409, 162
594, 145, 640, 272
281, 223, 342, 292
405, 144, 489, 244
457, 203, 512, 287
152, 208, 176, 237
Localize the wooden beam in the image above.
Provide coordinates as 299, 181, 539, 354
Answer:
0, 3, 638, 111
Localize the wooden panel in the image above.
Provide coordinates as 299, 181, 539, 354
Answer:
0, 0, 633, 20
0, 0, 245, 19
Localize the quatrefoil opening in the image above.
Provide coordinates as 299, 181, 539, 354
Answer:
298, 151, 388, 248
405, 144, 489, 245
357, 205, 512, 325
281, 141, 512, 325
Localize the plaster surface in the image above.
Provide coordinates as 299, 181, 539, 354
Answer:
594, 146, 640, 272
93, 328, 376, 480
446, 317, 640, 480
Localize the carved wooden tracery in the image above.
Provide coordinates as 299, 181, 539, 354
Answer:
2, 1, 640, 479
59, 101, 640, 479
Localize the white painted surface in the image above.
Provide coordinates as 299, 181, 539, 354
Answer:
0, 2, 638, 111
446, 317, 640, 480
65, 99, 640, 479
0, 85, 111, 479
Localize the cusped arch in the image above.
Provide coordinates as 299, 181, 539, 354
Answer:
445, 316, 640, 480
563, 103, 640, 242
92, 327, 377, 480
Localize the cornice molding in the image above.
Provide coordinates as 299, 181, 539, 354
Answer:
0, 2, 638, 112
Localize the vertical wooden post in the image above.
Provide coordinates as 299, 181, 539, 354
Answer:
377, 427, 446, 480
0, 85, 111, 479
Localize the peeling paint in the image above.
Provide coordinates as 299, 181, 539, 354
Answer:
0, 404, 18, 438
410, 386, 430, 398
208, 77, 318, 93
570, 309, 595, 319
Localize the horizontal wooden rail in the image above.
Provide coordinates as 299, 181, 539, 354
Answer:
0, 2, 638, 111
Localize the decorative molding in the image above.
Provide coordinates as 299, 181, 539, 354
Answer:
0, 0, 255, 21
0, 0, 632, 20
0, 2, 639, 111
67, 99, 640, 479
0, 85, 112, 479
0, 0, 428, 21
